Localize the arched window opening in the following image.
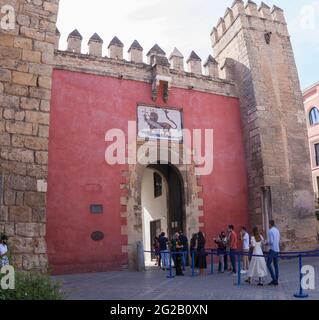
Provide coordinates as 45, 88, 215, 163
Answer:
309, 107, 319, 125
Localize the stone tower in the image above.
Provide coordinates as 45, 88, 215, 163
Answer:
0, 0, 59, 271
212, 0, 317, 249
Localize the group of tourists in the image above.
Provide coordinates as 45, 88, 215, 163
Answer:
153, 220, 281, 286
155, 231, 190, 276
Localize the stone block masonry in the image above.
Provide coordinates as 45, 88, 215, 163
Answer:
212, 0, 317, 250
0, 0, 59, 272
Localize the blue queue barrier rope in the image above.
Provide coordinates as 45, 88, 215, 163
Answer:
144, 249, 319, 260
144, 248, 319, 298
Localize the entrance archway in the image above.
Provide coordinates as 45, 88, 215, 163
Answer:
141, 163, 186, 264
124, 145, 204, 270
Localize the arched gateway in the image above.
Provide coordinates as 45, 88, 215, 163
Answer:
141, 163, 186, 264
123, 145, 203, 270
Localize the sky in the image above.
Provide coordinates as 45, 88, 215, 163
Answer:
56, 0, 319, 90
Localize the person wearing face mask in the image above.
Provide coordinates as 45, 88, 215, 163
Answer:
214, 231, 227, 273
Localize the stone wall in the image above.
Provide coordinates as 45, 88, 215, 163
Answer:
212, 0, 317, 250
0, 0, 59, 271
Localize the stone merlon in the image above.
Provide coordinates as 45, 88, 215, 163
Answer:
89, 33, 103, 44
258, 2, 272, 20
146, 44, 166, 64
146, 44, 166, 57
108, 36, 124, 48
88, 33, 103, 57
128, 40, 143, 64
204, 55, 219, 78
187, 51, 201, 62
187, 51, 202, 75
67, 29, 83, 40
108, 36, 124, 60
128, 40, 143, 52
169, 48, 184, 71
67, 29, 82, 53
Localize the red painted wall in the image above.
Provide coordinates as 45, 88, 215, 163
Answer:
47, 69, 249, 274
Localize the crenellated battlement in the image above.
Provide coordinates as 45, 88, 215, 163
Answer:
211, 1, 287, 47
55, 30, 226, 80
54, 49, 236, 99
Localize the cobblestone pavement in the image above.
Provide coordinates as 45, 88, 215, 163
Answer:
53, 257, 319, 300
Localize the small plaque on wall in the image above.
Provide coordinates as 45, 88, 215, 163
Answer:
90, 204, 103, 214
91, 231, 105, 241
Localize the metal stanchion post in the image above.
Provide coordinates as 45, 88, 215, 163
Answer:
237, 252, 241, 286
211, 251, 214, 275
192, 251, 195, 277
294, 254, 309, 298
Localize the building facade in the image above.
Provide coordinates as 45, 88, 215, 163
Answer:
303, 82, 319, 200
0, 0, 317, 274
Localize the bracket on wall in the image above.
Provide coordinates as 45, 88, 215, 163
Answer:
151, 75, 172, 103
151, 55, 172, 103
264, 32, 272, 45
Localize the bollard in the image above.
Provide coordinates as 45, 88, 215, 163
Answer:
136, 241, 145, 272
167, 252, 175, 279
210, 251, 214, 275
294, 254, 309, 299
192, 251, 195, 277
237, 252, 241, 286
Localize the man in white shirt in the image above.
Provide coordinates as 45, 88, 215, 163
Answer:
240, 227, 250, 273
266, 220, 280, 286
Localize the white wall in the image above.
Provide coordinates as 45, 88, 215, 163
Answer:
141, 168, 168, 263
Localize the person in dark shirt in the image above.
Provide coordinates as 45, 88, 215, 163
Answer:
153, 237, 161, 267
179, 230, 189, 267
190, 233, 198, 268
197, 232, 207, 276
214, 232, 227, 273
159, 232, 169, 270
171, 232, 184, 276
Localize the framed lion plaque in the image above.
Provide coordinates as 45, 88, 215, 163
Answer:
137, 105, 183, 142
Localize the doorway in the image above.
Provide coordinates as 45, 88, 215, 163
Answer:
141, 163, 185, 264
